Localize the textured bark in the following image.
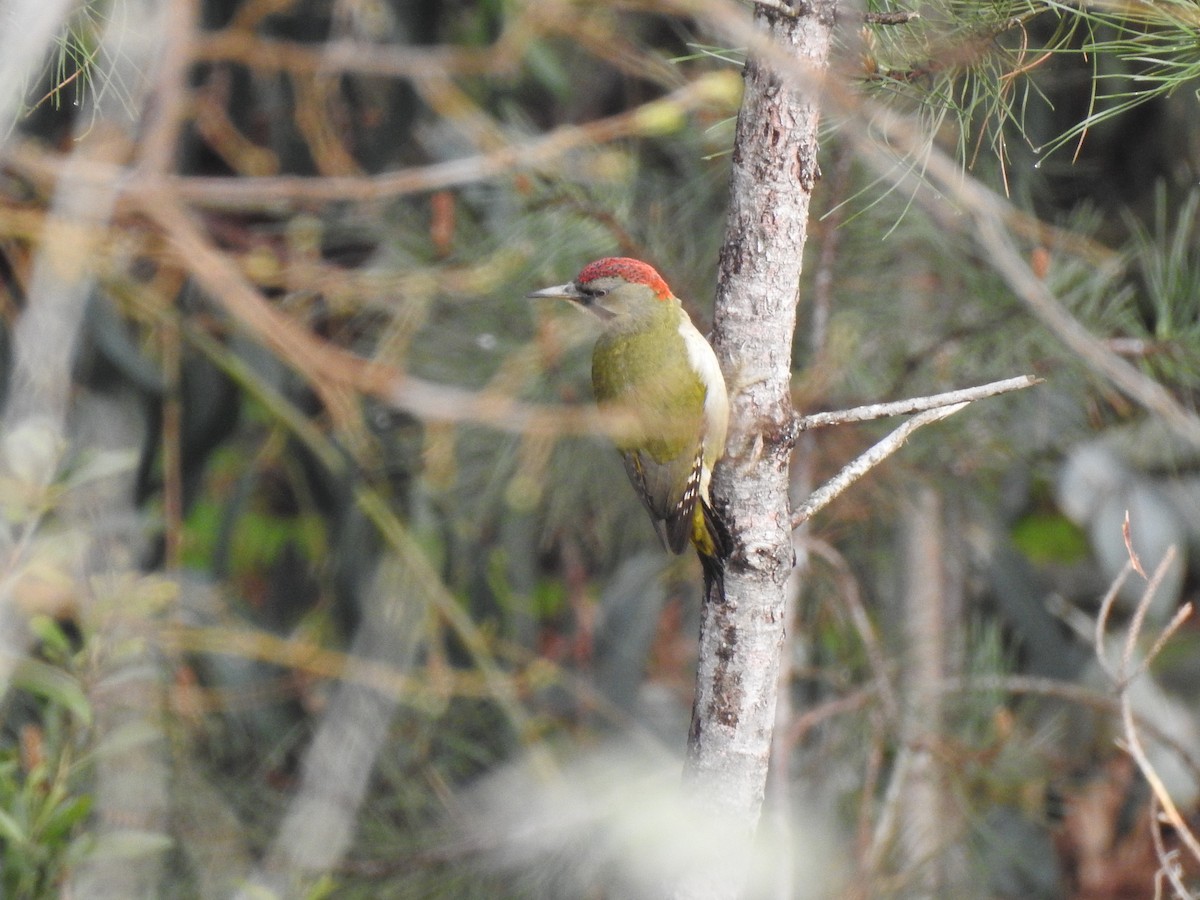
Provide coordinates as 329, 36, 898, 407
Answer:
678, 1, 836, 894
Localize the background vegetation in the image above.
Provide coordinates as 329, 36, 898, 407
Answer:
1, 0, 1199, 896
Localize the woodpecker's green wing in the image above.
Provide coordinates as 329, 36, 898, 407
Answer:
592, 323, 707, 555
621, 444, 705, 554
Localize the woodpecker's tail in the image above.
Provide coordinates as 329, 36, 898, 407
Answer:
694, 498, 731, 605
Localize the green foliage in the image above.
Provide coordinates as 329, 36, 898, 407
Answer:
1124, 187, 1200, 389
1035, 0, 1200, 156
20, 0, 138, 126
0, 624, 94, 896
861, 0, 1200, 192
1010, 510, 1089, 564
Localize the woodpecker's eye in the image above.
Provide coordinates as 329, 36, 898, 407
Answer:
579, 284, 607, 302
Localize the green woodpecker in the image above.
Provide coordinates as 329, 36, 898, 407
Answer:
528, 257, 731, 591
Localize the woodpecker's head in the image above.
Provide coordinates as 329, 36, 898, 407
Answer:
527, 257, 674, 320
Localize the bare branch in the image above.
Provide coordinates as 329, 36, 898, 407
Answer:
1121, 547, 1178, 687
1094, 560, 1133, 684
797, 374, 1040, 431
192, 32, 519, 80
1149, 799, 1189, 900
792, 402, 967, 527
5, 73, 739, 211
1095, 541, 1200, 875
1143, 603, 1194, 683
1118, 677, 1200, 873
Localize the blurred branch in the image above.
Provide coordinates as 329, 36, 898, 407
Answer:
172, 320, 549, 766
192, 32, 521, 79
141, 200, 649, 440
4, 71, 741, 211
0, 4, 163, 708
135, 0, 198, 175
967, 191, 1200, 448
942, 674, 1200, 789
240, 556, 424, 893
164, 621, 549, 705
0, 0, 76, 139
807, 538, 899, 723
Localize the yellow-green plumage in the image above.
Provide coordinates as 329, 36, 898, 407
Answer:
527, 256, 730, 594
592, 302, 707, 554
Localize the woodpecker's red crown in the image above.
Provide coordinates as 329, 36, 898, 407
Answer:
576, 257, 672, 300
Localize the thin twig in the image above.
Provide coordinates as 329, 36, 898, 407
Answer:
792, 402, 966, 527
785, 687, 874, 746
5, 73, 738, 211
1149, 797, 1189, 900
1121, 547, 1177, 688
1093, 559, 1133, 684
1101, 543, 1200, 873
1119, 662, 1200, 871
1123, 510, 1148, 578
808, 142, 853, 360
797, 374, 1039, 431
1142, 603, 1193, 682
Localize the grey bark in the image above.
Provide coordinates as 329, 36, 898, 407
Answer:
677, 1, 836, 896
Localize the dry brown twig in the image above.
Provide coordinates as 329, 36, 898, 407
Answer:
1094, 527, 1199, 896
3, 71, 739, 211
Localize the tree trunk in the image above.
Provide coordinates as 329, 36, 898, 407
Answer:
678, 1, 836, 896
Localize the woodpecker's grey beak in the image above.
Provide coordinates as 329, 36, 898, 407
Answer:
527, 282, 583, 301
